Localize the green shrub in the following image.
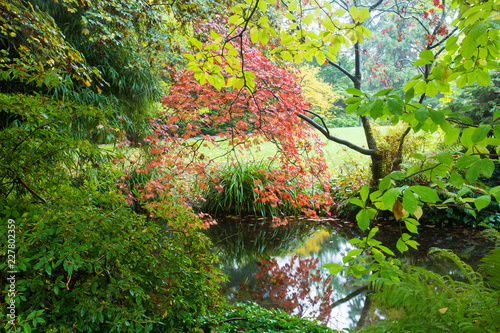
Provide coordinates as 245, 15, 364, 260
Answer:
201, 160, 303, 217
0, 185, 224, 332
198, 302, 342, 333
372, 123, 440, 178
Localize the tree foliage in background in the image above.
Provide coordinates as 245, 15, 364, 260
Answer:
299, 64, 346, 118
0, 0, 232, 141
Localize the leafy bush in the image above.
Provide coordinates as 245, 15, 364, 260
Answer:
361, 229, 500, 333
201, 160, 304, 217
0, 184, 224, 332
198, 302, 342, 333
372, 123, 439, 178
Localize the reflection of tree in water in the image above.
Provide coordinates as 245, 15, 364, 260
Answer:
249, 256, 333, 322
204, 218, 319, 265
208, 219, 371, 329
209, 218, 493, 330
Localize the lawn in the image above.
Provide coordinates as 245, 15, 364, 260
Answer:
191, 126, 370, 175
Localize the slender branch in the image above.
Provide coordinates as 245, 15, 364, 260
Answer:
369, 0, 384, 11
330, 286, 369, 309
16, 176, 47, 203
395, 126, 411, 165
218, 318, 249, 324
297, 111, 376, 156
326, 56, 358, 86
428, 26, 459, 51
355, 295, 372, 330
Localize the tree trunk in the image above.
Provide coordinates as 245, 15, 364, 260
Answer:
354, 41, 383, 184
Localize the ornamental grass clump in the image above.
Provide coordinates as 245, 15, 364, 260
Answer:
201, 160, 304, 217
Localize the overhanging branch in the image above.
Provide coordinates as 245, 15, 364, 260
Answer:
326, 56, 359, 86
298, 110, 376, 156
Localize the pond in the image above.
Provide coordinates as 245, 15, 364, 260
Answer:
204, 217, 495, 331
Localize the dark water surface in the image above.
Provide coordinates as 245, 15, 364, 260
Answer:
204, 217, 494, 331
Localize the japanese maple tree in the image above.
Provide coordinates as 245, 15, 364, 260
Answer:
121, 22, 333, 224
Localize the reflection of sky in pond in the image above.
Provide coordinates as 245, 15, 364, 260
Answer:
208, 218, 494, 331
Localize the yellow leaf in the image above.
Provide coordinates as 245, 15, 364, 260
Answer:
414, 205, 423, 220
438, 308, 448, 314
82, 28, 89, 35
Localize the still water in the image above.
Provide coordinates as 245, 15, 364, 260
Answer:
204, 217, 493, 331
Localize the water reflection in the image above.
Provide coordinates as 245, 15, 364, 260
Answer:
206, 218, 367, 330
205, 218, 494, 331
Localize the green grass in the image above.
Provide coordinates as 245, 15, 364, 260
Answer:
191, 126, 369, 174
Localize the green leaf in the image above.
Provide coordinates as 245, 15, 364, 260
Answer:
420, 50, 435, 61
382, 188, 401, 208
324, 263, 343, 275
360, 185, 369, 203
429, 109, 445, 125
465, 160, 481, 182
444, 128, 461, 145
346, 88, 363, 95
349, 197, 365, 207
396, 238, 409, 253
189, 37, 203, 50
379, 175, 391, 191
404, 88, 414, 103
450, 171, 464, 188
410, 186, 440, 203
413, 59, 432, 66
333, 8, 346, 16
349, 6, 359, 20
402, 189, 417, 214
258, 0, 268, 12
387, 98, 404, 115
471, 125, 491, 143
426, 80, 438, 97
356, 209, 371, 231
374, 88, 393, 96
315, 51, 326, 66
476, 70, 491, 87
346, 101, 360, 113
437, 152, 454, 165
415, 108, 429, 123
345, 96, 364, 104
370, 99, 386, 119
460, 36, 478, 59
455, 155, 479, 169
481, 159, 495, 177
470, 22, 487, 40
474, 195, 491, 211
404, 220, 418, 233
358, 8, 370, 23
